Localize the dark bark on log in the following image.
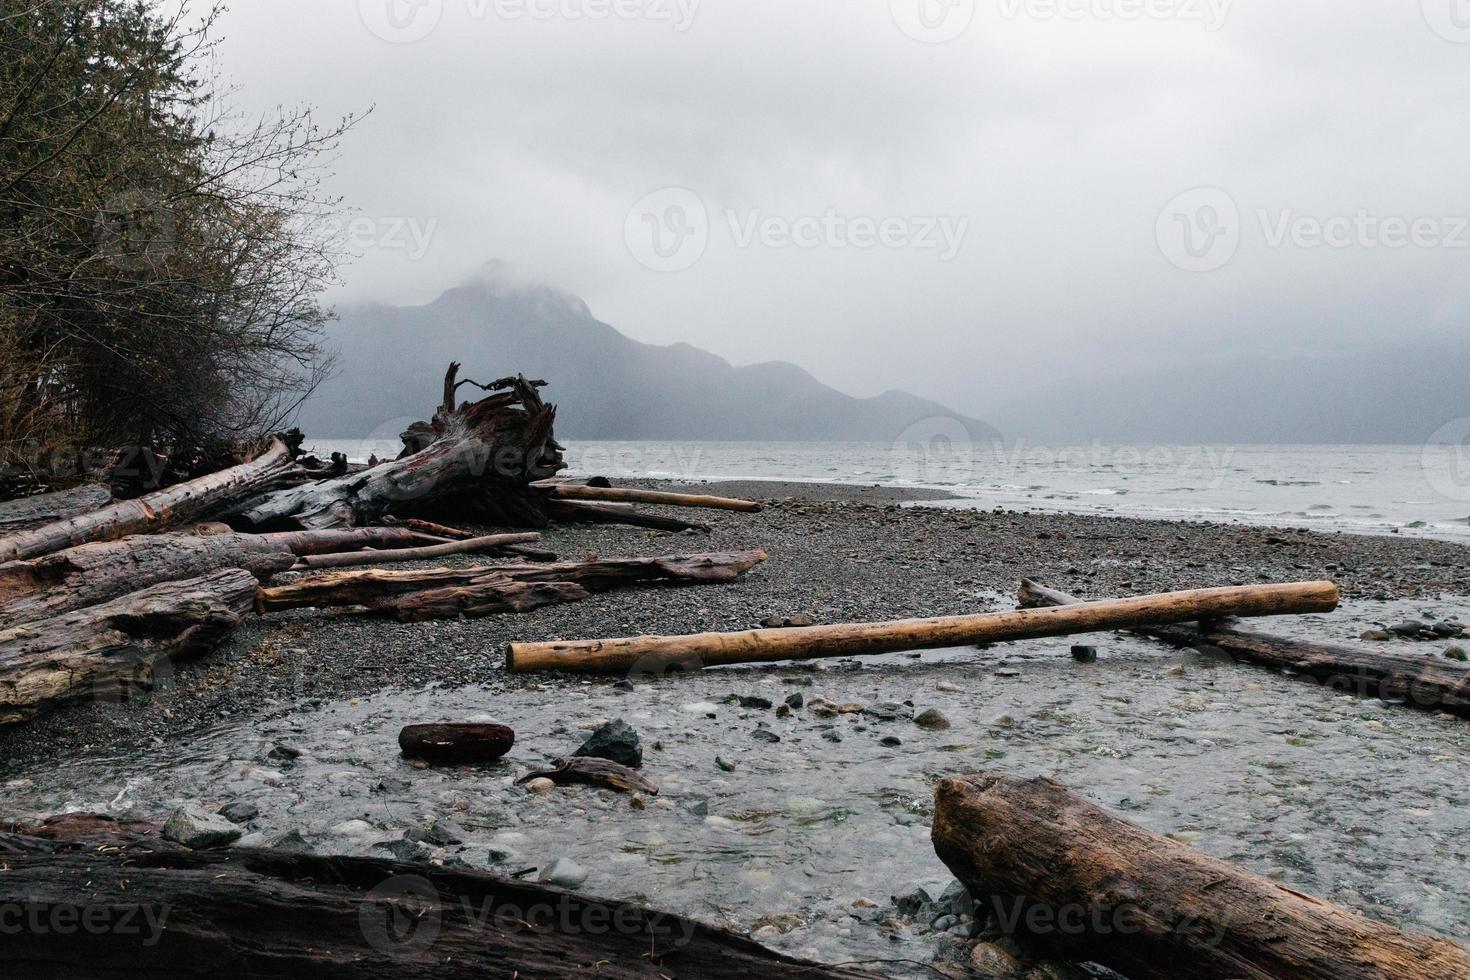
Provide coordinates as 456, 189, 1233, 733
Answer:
0, 569, 258, 725
931, 772, 1470, 980
518, 757, 658, 795
399, 723, 515, 764
0, 529, 436, 628
256, 551, 767, 622
1018, 579, 1470, 716
0, 484, 112, 534
0, 814, 879, 979
549, 499, 711, 533
0, 440, 297, 563
508, 581, 1340, 675
233, 375, 564, 532
292, 533, 542, 570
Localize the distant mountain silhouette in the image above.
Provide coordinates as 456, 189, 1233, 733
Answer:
986, 342, 1470, 445
297, 266, 997, 443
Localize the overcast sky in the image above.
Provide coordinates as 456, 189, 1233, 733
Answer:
213, 1, 1470, 415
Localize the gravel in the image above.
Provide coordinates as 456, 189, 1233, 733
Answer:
1, 479, 1467, 772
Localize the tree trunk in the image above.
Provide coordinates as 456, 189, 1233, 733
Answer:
549, 499, 711, 533
546, 484, 762, 513
0, 484, 112, 534
0, 528, 434, 628
257, 550, 768, 621
507, 580, 1340, 674
0, 569, 258, 725
0, 440, 297, 563
292, 533, 542, 570
399, 723, 515, 764
931, 772, 1470, 980
0, 815, 880, 979
233, 375, 563, 531
1018, 579, 1470, 717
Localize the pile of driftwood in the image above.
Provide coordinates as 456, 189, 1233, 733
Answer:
0, 365, 767, 726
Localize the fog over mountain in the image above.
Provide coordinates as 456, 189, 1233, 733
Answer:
297, 266, 996, 443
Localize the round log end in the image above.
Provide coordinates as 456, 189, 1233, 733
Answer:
398, 723, 515, 764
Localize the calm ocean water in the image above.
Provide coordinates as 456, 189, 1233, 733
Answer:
309, 438, 1470, 545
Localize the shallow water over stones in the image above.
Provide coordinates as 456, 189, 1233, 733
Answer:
4, 597, 1468, 969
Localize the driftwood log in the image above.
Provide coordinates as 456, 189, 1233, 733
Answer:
0, 484, 112, 534
0, 440, 297, 563
507, 581, 1341, 674
233, 369, 564, 531
399, 723, 515, 764
257, 551, 768, 621
518, 757, 658, 795
292, 532, 541, 570
546, 484, 762, 513
0, 814, 879, 979
549, 499, 711, 533
932, 772, 1470, 980
0, 569, 258, 725
1018, 578, 1470, 717
0, 528, 434, 628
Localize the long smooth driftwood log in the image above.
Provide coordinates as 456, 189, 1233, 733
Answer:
507, 581, 1341, 674
547, 484, 762, 513
234, 371, 564, 531
0, 814, 880, 979
0, 569, 258, 725
549, 499, 711, 533
1018, 578, 1470, 716
399, 723, 515, 764
0, 440, 296, 563
0, 528, 435, 628
293, 532, 542, 570
931, 772, 1470, 980
0, 484, 112, 534
258, 551, 767, 621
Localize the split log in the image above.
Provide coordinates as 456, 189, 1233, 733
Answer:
399, 723, 515, 764
293, 533, 541, 570
0, 484, 112, 534
931, 772, 1470, 979
1018, 579, 1470, 716
506, 581, 1340, 674
549, 499, 711, 533
0, 814, 880, 979
0, 528, 434, 628
257, 550, 767, 621
0, 569, 257, 725
547, 484, 762, 513
518, 757, 658, 794
233, 370, 564, 531
0, 439, 297, 563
